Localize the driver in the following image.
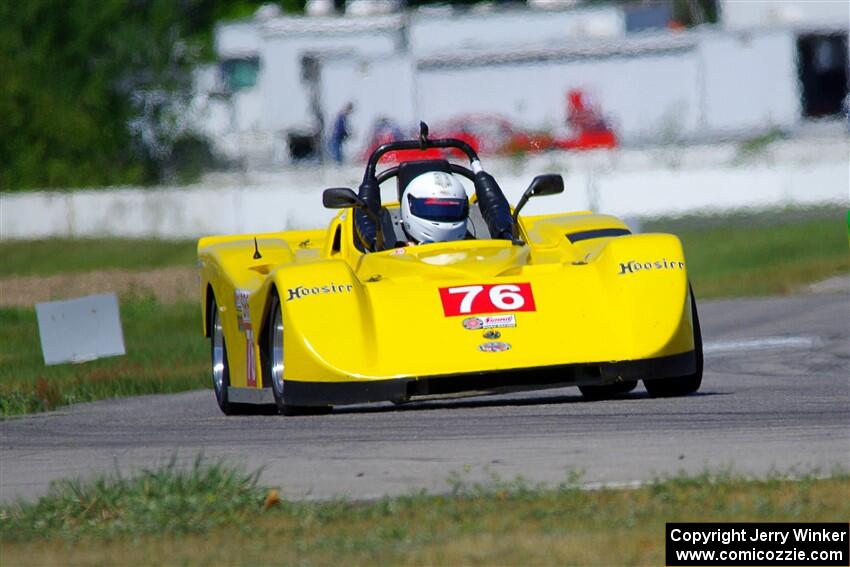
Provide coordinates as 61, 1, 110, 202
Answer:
400, 171, 469, 244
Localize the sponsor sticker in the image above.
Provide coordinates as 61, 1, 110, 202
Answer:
479, 341, 511, 353
462, 314, 517, 330
618, 259, 685, 275
234, 289, 252, 331
440, 283, 536, 317
234, 289, 257, 387
287, 283, 353, 302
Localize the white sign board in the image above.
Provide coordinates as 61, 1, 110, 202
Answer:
35, 293, 126, 365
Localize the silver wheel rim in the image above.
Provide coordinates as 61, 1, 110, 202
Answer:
211, 308, 225, 395
271, 304, 285, 397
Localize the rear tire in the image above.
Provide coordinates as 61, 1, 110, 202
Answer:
266, 293, 332, 416
579, 380, 638, 400
643, 287, 703, 398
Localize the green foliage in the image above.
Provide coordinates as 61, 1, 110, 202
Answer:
0, 1, 272, 191
671, 0, 719, 26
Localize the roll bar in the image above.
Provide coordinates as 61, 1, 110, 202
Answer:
365, 122, 480, 179
354, 121, 514, 252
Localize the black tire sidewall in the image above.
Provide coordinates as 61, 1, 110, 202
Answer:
210, 299, 234, 414
644, 285, 703, 397
268, 293, 287, 410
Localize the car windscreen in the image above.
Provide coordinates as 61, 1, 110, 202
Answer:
407, 196, 469, 223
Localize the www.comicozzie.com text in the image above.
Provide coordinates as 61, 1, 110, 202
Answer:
670, 526, 847, 546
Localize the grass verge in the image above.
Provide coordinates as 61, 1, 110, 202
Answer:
0, 238, 195, 277
0, 298, 207, 417
0, 458, 265, 542
646, 207, 848, 298
1, 462, 848, 565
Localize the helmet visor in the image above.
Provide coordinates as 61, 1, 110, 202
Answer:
407, 196, 469, 223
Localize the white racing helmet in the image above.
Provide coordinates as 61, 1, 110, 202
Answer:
400, 171, 469, 243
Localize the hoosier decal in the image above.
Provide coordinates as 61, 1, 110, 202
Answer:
287, 283, 353, 302
618, 259, 685, 275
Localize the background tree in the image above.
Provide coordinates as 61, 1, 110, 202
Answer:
0, 1, 271, 190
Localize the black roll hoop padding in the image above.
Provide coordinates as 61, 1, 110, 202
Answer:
354, 176, 381, 252
473, 170, 514, 241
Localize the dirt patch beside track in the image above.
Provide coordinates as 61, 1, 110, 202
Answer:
805, 274, 850, 295
0, 266, 196, 307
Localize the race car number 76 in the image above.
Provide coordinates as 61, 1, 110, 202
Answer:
439, 283, 536, 316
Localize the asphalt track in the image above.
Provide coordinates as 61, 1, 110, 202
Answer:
1, 292, 848, 503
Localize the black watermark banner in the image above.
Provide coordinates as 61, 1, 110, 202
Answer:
666, 523, 849, 566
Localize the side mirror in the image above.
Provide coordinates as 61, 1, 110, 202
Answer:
512, 174, 564, 240
322, 187, 364, 209
322, 186, 385, 251
527, 174, 564, 197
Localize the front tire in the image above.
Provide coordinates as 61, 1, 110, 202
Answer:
643, 287, 703, 397
267, 293, 288, 413
266, 293, 332, 416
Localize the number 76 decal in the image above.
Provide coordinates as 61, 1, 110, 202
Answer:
439, 283, 536, 316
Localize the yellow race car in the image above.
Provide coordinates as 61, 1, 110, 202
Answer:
198, 124, 702, 415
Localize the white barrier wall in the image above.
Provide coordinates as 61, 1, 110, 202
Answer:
416, 47, 703, 141
414, 29, 803, 144
408, 6, 624, 56
203, 8, 846, 162
322, 54, 417, 154
699, 30, 801, 135
260, 16, 402, 135
2, 143, 847, 240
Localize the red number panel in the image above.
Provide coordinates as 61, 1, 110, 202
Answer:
438, 283, 536, 317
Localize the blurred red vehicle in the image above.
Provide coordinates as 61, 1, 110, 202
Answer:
553, 89, 618, 150
432, 114, 555, 156
362, 115, 554, 163
361, 100, 616, 164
